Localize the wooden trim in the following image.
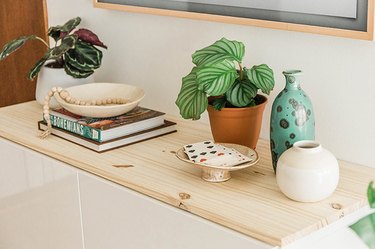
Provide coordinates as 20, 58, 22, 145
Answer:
0, 0, 49, 107
42, 0, 49, 42
93, 0, 374, 40
367, 0, 375, 40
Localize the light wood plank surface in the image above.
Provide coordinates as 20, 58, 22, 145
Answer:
0, 101, 374, 246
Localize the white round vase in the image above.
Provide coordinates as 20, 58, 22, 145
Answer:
276, 140, 339, 202
35, 67, 94, 109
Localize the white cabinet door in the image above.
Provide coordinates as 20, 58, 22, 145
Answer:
79, 173, 273, 249
0, 138, 84, 249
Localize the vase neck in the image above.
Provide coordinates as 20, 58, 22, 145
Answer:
293, 140, 321, 153
283, 70, 302, 90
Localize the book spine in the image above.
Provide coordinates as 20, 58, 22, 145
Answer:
48, 114, 102, 142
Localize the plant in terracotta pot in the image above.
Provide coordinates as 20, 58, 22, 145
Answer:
0, 16, 107, 106
175, 38, 275, 148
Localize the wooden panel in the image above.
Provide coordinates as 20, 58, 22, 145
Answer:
0, 101, 374, 246
0, 0, 48, 107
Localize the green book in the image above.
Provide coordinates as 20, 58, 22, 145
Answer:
38, 120, 177, 152
46, 106, 166, 142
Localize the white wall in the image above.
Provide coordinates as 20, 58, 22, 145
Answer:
47, 0, 375, 167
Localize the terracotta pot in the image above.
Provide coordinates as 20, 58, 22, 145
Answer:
207, 95, 268, 149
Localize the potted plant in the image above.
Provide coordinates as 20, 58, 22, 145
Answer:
0, 16, 107, 106
175, 38, 275, 148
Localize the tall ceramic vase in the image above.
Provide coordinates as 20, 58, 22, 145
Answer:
35, 67, 94, 109
270, 70, 315, 172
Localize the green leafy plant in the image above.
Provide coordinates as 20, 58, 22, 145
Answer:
350, 181, 375, 249
175, 38, 275, 120
0, 17, 107, 80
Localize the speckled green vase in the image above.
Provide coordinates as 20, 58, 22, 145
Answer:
270, 70, 315, 173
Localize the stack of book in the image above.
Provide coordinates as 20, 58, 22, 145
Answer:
38, 106, 177, 152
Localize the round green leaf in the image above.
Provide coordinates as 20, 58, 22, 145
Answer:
368, 181, 375, 208
64, 61, 94, 79
211, 97, 227, 110
62, 17, 82, 33
192, 38, 245, 66
65, 40, 102, 71
0, 35, 37, 60
27, 53, 50, 80
350, 213, 375, 249
176, 68, 208, 120
48, 17, 81, 42
196, 60, 237, 96
226, 79, 257, 107
49, 35, 77, 59
247, 64, 275, 95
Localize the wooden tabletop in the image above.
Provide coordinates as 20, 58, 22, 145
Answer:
0, 101, 373, 246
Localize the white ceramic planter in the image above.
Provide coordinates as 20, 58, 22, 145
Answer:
276, 140, 339, 202
35, 67, 94, 109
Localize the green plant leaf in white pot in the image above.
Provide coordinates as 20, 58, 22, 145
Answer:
0, 17, 107, 107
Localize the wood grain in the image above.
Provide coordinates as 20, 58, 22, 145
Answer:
0, 0, 48, 107
0, 101, 374, 246
93, 0, 374, 40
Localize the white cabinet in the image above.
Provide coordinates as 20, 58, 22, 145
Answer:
78, 173, 272, 249
78, 171, 371, 249
0, 138, 371, 249
0, 138, 83, 249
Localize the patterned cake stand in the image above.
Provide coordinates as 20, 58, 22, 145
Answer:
175, 143, 259, 183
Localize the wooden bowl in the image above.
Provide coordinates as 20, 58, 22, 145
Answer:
54, 83, 145, 118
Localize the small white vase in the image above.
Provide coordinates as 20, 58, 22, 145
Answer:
276, 140, 339, 202
35, 67, 94, 109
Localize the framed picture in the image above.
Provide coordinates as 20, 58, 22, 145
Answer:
93, 0, 374, 40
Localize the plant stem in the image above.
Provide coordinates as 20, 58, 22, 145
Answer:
35, 37, 49, 48
239, 62, 243, 80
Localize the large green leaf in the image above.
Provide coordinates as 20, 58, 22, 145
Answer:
27, 53, 50, 80
247, 64, 275, 95
226, 78, 257, 107
192, 38, 245, 66
27, 34, 76, 79
349, 182, 375, 249
211, 97, 227, 110
48, 17, 81, 42
65, 40, 102, 71
0, 35, 37, 60
25, 35, 76, 80
175, 68, 208, 120
196, 60, 237, 96
350, 213, 375, 249
64, 61, 94, 79
369, 181, 375, 208
61, 17, 81, 33
49, 35, 77, 59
